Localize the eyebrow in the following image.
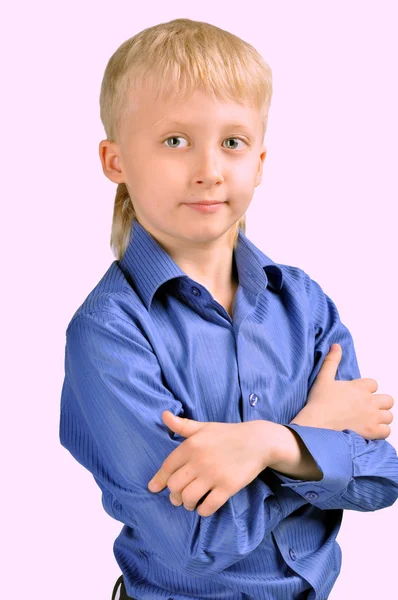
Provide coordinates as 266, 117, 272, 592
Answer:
154, 120, 253, 131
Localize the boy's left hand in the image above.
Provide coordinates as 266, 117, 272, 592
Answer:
147, 410, 279, 517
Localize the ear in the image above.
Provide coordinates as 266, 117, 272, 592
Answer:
98, 139, 125, 184
254, 145, 267, 187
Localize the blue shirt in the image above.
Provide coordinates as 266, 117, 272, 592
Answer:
59, 219, 398, 600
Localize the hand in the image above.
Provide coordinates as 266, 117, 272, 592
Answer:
291, 344, 394, 440
147, 411, 278, 517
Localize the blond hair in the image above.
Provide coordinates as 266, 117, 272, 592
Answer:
99, 18, 273, 260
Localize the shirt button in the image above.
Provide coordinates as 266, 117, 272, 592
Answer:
191, 287, 201, 296
249, 393, 259, 406
289, 548, 297, 561
305, 491, 319, 500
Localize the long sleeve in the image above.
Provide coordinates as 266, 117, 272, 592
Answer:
59, 311, 308, 578
269, 275, 398, 511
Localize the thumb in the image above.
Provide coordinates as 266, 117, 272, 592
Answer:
161, 410, 203, 437
316, 343, 342, 382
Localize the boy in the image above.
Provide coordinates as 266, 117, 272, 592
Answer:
60, 18, 398, 600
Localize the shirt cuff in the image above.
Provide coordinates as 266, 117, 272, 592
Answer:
268, 424, 354, 505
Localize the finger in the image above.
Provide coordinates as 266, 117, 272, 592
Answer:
196, 487, 230, 517
375, 424, 391, 439
316, 344, 342, 382
169, 492, 183, 506
162, 410, 203, 438
378, 409, 394, 425
374, 394, 394, 409
148, 448, 188, 492
167, 467, 197, 506
179, 478, 211, 511
356, 378, 379, 393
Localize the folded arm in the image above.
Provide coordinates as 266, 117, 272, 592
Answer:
268, 275, 398, 511
59, 310, 308, 578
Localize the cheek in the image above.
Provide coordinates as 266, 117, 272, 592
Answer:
161, 160, 186, 183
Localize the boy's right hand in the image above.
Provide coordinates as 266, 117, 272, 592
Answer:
290, 344, 394, 440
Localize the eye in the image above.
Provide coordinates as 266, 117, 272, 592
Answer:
163, 136, 189, 149
162, 136, 247, 150
223, 138, 247, 150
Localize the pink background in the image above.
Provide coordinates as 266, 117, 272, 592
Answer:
4, 1, 397, 598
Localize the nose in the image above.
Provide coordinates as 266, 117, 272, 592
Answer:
193, 150, 224, 186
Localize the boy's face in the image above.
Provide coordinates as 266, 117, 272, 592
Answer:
100, 85, 267, 249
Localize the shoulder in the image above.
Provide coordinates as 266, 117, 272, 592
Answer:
275, 263, 334, 327
65, 260, 146, 336
276, 262, 315, 297
277, 261, 333, 298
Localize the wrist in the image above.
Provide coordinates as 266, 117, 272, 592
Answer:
290, 407, 318, 428
268, 423, 300, 467
268, 423, 323, 481
291, 408, 339, 432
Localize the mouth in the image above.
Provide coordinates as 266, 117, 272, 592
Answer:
183, 202, 225, 213
185, 200, 225, 205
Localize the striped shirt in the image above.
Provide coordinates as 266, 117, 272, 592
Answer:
59, 218, 398, 599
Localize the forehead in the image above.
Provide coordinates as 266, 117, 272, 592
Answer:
127, 86, 260, 134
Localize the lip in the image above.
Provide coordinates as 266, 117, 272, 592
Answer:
184, 201, 225, 213
185, 200, 225, 205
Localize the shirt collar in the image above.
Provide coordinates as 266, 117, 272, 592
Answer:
118, 219, 284, 311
